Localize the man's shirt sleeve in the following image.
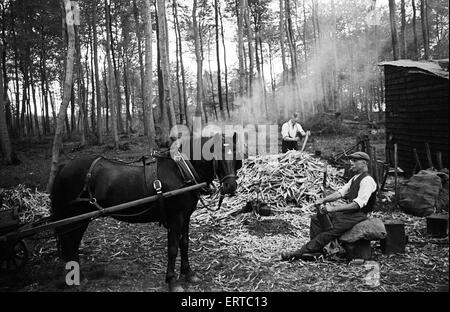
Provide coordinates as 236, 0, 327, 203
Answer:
281, 123, 289, 139
296, 123, 306, 136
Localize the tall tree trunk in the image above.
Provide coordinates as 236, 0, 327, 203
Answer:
237, 0, 246, 97
12, 21, 20, 137
75, 26, 86, 147
48, 90, 57, 132
132, 0, 148, 136
420, 0, 430, 59
218, 5, 230, 116
193, 0, 204, 121
39, 54, 50, 134
21, 72, 28, 136
105, 0, 119, 147
103, 65, 109, 133
108, 3, 123, 134
0, 43, 19, 164
389, 0, 399, 60
157, 0, 175, 144
244, 3, 254, 96
207, 31, 218, 121
172, 1, 183, 124
173, 0, 189, 127
215, 0, 225, 120
92, 3, 103, 144
70, 86, 75, 134
30, 74, 41, 139
400, 0, 407, 58
411, 0, 419, 60
87, 20, 96, 134
47, 0, 75, 192
121, 10, 132, 133
279, 0, 288, 119
301, 0, 308, 67
143, 0, 156, 149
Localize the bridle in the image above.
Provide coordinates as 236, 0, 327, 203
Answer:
212, 158, 237, 188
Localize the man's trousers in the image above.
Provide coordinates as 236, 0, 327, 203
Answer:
301, 211, 367, 254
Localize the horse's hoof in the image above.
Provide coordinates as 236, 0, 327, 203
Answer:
169, 279, 184, 292
183, 273, 201, 284
169, 283, 185, 292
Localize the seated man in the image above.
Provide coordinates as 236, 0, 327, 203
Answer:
281, 112, 310, 153
281, 152, 378, 261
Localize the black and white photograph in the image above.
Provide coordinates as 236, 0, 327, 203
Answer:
0, 0, 448, 303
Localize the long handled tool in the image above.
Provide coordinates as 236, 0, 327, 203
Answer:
301, 132, 310, 152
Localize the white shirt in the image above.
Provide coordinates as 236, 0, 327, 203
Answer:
338, 173, 377, 209
281, 120, 306, 139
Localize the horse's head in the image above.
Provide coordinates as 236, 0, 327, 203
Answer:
212, 132, 242, 196
174, 131, 242, 196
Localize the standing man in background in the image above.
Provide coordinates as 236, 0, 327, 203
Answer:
281, 112, 311, 153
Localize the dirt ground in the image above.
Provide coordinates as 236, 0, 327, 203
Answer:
0, 133, 448, 292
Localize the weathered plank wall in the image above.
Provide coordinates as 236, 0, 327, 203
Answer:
384, 66, 449, 175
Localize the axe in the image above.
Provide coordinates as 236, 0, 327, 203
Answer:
301, 132, 310, 152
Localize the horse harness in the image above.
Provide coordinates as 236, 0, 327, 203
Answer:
65, 150, 225, 228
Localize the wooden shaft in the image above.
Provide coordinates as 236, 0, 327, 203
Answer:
425, 142, 433, 169
322, 164, 327, 188
394, 143, 398, 204
372, 146, 379, 185
413, 148, 422, 172
436, 151, 443, 170
3, 182, 207, 240
301, 132, 309, 152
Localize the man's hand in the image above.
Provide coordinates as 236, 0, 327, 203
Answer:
318, 205, 328, 214
306, 130, 311, 136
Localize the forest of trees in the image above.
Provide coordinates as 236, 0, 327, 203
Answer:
0, 0, 449, 175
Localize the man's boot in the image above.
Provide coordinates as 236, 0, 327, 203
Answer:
281, 249, 304, 261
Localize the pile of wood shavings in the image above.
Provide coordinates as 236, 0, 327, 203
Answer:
0, 184, 50, 224
196, 150, 346, 221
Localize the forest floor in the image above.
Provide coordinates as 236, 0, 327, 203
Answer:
0, 131, 448, 292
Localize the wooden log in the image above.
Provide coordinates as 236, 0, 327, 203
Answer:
394, 143, 398, 205
426, 214, 449, 238
425, 142, 434, 169
413, 148, 422, 173
380, 220, 406, 254
436, 151, 443, 170
380, 162, 390, 191
372, 146, 379, 185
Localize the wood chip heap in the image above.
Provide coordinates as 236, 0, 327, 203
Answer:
203, 150, 347, 215
0, 184, 50, 224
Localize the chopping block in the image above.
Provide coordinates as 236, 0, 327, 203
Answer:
380, 219, 407, 254
341, 239, 372, 260
426, 214, 449, 238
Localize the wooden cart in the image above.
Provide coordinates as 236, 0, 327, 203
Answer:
0, 182, 207, 273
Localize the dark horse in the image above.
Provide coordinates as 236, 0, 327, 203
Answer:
50, 133, 241, 291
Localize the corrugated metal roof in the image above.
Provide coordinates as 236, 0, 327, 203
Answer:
379, 59, 449, 80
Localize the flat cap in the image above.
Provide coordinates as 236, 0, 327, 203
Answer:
348, 151, 370, 162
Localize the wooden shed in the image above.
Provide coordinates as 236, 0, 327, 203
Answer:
379, 59, 449, 175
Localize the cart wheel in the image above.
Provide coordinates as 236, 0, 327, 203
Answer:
0, 239, 29, 273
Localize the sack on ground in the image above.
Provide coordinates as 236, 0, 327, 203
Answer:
339, 218, 386, 243
399, 170, 446, 217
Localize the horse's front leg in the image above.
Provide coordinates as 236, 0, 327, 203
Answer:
180, 215, 201, 284
166, 222, 184, 292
